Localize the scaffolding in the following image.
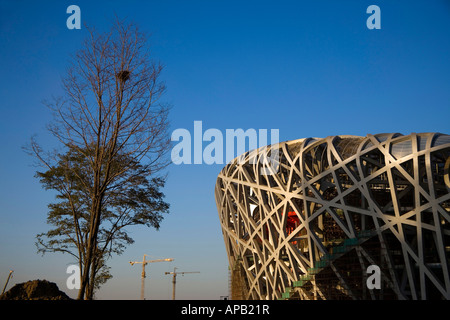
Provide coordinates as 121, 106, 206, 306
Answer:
279, 229, 404, 300
230, 256, 248, 300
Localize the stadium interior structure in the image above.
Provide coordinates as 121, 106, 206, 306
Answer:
215, 132, 450, 300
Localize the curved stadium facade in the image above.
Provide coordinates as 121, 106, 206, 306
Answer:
215, 132, 450, 300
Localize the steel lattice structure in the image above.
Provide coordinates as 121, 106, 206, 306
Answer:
215, 132, 450, 300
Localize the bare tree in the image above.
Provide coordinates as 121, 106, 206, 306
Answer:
28, 18, 171, 300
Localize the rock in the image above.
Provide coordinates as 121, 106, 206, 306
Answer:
0, 279, 72, 300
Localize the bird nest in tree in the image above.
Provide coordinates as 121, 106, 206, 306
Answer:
116, 70, 130, 82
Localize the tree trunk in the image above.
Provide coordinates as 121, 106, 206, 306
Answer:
78, 193, 103, 299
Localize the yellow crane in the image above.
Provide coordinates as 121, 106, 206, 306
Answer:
165, 267, 200, 300
130, 254, 173, 300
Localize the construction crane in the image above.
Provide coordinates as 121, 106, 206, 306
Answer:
129, 254, 173, 300
165, 267, 200, 300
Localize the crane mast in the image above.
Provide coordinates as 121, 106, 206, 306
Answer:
129, 254, 173, 300
165, 267, 200, 300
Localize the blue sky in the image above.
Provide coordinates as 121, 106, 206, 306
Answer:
0, 0, 449, 299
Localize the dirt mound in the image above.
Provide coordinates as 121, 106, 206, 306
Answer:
0, 279, 72, 300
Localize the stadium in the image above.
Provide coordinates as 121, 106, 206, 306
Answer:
215, 132, 450, 300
